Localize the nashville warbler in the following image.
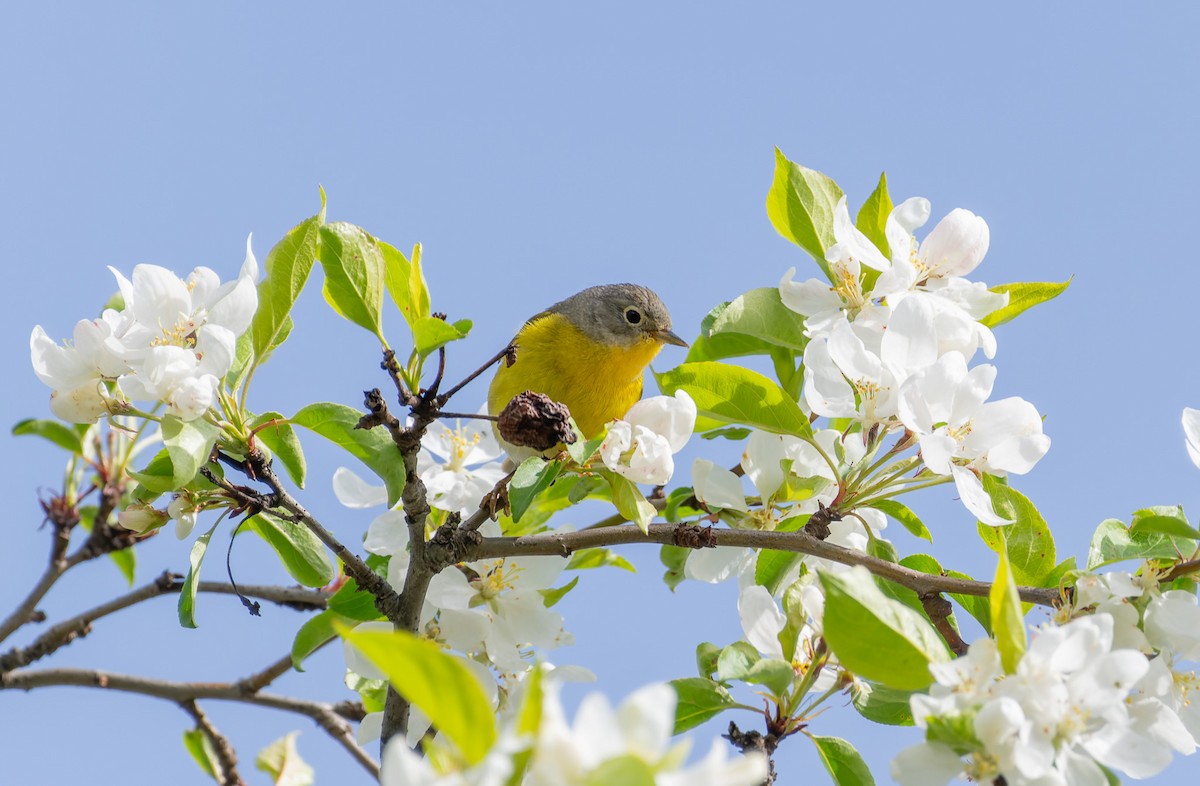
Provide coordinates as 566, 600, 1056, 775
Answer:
487, 283, 687, 461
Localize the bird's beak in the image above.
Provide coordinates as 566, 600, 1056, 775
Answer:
655, 328, 689, 348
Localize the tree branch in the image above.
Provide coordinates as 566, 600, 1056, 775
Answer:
0, 666, 379, 779
0, 486, 131, 645
0, 571, 328, 673
466, 524, 1063, 607
182, 699, 246, 786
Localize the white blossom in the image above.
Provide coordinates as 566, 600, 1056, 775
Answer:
600, 391, 696, 485
527, 682, 768, 786
897, 351, 1050, 525
420, 413, 508, 516
425, 554, 572, 672
895, 613, 1194, 786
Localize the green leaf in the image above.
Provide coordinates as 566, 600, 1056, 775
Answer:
318, 221, 388, 342
566, 548, 636, 572
109, 546, 136, 587
926, 713, 980, 754
755, 548, 803, 596
509, 458, 562, 523
178, 523, 219, 629
696, 642, 721, 679
340, 624, 497, 765
226, 327, 257, 393
539, 576, 579, 608
327, 577, 384, 621
1087, 517, 1195, 570
292, 402, 405, 507
855, 172, 893, 259
412, 316, 472, 358
255, 732, 314, 786
250, 412, 307, 489
656, 361, 811, 438
251, 200, 324, 366
182, 728, 220, 781
699, 426, 753, 442
566, 424, 607, 465
765, 148, 843, 278
716, 641, 761, 681
820, 567, 950, 690
662, 486, 703, 523
851, 681, 915, 726
606, 472, 655, 532
161, 415, 221, 490
1043, 557, 1077, 592
247, 512, 335, 588
1130, 505, 1200, 540
291, 609, 338, 671
870, 499, 932, 542
583, 756, 655, 786
12, 419, 86, 454
381, 240, 430, 328
990, 535, 1027, 674
686, 302, 778, 364
778, 576, 809, 663
812, 735, 877, 786
709, 288, 809, 351
742, 658, 795, 696
976, 476, 1056, 588
980, 280, 1071, 328
669, 677, 742, 733
660, 544, 689, 591
754, 515, 809, 594
129, 449, 177, 497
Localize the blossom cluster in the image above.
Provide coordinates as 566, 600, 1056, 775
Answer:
892, 565, 1200, 785
336, 461, 575, 744
783, 197, 1050, 524
380, 680, 769, 786
30, 240, 259, 423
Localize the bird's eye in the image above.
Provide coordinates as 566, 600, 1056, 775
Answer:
624, 307, 643, 325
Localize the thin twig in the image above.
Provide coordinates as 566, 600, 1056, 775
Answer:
434, 342, 516, 407
0, 572, 328, 673
1, 666, 380, 779
0, 487, 130, 645
181, 700, 246, 786
203, 461, 401, 622
436, 411, 499, 422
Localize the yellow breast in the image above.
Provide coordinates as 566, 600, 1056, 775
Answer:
487, 312, 664, 438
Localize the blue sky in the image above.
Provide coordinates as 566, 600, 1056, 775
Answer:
3, 2, 1200, 783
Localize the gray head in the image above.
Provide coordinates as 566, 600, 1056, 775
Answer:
543, 283, 688, 349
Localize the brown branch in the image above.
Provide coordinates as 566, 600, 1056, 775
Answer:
0, 486, 135, 645
1165, 557, 1200, 583
0, 666, 379, 779
182, 700, 246, 786
919, 593, 969, 656
466, 524, 1062, 607
0, 571, 328, 673
434, 342, 516, 407
203, 461, 402, 623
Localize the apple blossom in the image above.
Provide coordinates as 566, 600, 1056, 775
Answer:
527, 682, 768, 786
895, 613, 1195, 786
420, 413, 509, 516
897, 351, 1050, 525
426, 554, 573, 672
600, 390, 696, 485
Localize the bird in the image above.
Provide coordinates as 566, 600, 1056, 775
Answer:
487, 283, 687, 461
